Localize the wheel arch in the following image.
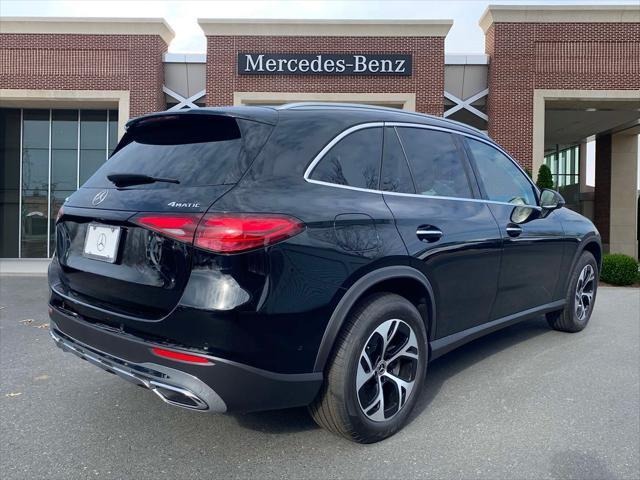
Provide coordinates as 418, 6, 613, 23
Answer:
582, 239, 602, 271
312, 266, 436, 372
561, 236, 602, 295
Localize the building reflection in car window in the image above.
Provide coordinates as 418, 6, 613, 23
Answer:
396, 127, 473, 199
465, 137, 536, 206
310, 127, 382, 190
381, 127, 415, 193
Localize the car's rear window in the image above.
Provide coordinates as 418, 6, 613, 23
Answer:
84, 115, 273, 188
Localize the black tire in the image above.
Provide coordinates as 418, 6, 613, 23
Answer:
546, 251, 598, 333
309, 292, 428, 443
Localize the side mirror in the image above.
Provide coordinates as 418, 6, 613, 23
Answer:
540, 189, 565, 211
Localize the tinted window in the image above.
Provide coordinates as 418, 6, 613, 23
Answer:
310, 127, 382, 190
84, 116, 272, 188
396, 127, 473, 198
381, 127, 415, 193
466, 138, 536, 205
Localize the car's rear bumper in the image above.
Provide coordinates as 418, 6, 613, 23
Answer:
49, 305, 323, 413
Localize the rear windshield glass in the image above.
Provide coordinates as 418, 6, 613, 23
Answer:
83, 115, 272, 188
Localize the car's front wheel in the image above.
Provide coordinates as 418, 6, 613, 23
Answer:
547, 251, 598, 332
309, 292, 428, 443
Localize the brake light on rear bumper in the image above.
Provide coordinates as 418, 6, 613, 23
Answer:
131, 213, 304, 254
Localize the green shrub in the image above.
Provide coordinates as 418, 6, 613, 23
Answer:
536, 164, 554, 190
601, 253, 639, 286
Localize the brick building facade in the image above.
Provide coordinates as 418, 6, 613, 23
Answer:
203, 26, 448, 115
482, 8, 640, 171
0, 33, 168, 117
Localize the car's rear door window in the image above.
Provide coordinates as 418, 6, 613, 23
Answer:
309, 127, 382, 190
380, 127, 415, 194
396, 127, 474, 199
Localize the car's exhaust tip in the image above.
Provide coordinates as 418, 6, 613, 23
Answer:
150, 382, 209, 410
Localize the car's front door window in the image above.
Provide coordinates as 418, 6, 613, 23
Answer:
465, 138, 537, 206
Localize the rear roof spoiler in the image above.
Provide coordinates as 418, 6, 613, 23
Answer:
126, 106, 279, 129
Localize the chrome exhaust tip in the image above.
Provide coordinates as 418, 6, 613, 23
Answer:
150, 382, 209, 410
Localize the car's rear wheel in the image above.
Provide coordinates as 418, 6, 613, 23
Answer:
546, 251, 598, 332
309, 292, 428, 443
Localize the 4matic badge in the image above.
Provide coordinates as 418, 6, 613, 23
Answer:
167, 201, 200, 208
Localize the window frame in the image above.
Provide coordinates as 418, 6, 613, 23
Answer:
304, 121, 538, 207
461, 136, 540, 206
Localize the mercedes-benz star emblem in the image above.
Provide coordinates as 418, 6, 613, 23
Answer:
92, 190, 109, 206
96, 233, 107, 252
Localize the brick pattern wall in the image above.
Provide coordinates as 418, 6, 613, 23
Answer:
205, 35, 445, 115
594, 134, 612, 246
0, 34, 168, 117
485, 22, 640, 170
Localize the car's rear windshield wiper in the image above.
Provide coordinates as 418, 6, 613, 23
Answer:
107, 173, 180, 188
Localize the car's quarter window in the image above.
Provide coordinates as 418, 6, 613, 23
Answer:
309, 127, 382, 190
395, 127, 474, 199
465, 138, 537, 206
380, 127, 415, 193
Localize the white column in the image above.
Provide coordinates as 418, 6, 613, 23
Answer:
609, 133, 638, 258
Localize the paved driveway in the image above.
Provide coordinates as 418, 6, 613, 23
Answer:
1, 276, 638, 480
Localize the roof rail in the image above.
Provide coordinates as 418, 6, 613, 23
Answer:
277, 102, 487, 136
278, 102, 403, 113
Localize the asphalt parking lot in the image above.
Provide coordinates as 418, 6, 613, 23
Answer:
1, 276, 638, 480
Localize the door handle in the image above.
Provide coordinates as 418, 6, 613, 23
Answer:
506, 223, 523, 237
416, 226, 442, 242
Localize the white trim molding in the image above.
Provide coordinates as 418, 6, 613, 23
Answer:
199, 18, 453, 37
163, 86, 206, 110
234, 92, 416, 111
444, 89, 489, 121
532, 89, 640, 181
0, 17, 175, 45
480, 5, 640, 33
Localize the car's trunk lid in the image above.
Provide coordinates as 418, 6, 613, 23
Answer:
53, 113, 273, 320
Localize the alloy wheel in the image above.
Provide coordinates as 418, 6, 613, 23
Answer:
575, 264, 595, 322
356, 319, 420, 422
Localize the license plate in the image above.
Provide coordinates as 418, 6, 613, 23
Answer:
83, 223, 121, 263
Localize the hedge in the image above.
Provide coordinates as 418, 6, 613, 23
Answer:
600, 253, 639, 286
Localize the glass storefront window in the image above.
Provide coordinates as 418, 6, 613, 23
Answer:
0, 107, 119, 259
543, 145, 580, 189
50, 110, 79, 254
79, 110, 107, 185
22, 110, 50, 258
0, 109, 21, 258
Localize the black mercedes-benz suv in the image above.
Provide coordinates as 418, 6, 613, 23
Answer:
48, 103, 601, 443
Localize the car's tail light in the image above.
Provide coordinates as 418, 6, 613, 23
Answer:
132, 214, 201, 243
56, 206, 64, 223
132, 212, 304, 254
151, 347, 211, 365
195, 213, 305, 254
